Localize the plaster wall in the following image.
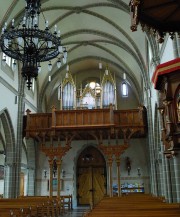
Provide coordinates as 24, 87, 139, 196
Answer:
0, 80, 18, 138
36, 138, 149, 206
160, 38, 174, 64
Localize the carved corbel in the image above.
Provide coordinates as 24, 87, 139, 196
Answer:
129, 0, 140, 31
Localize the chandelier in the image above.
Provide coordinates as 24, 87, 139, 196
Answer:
0, 0, 67, 89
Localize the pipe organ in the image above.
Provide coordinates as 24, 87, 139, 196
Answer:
59, 68, 116, 110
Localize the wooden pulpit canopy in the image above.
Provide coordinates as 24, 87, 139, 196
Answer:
152, 58, 180, 90
130, 0, 180, 42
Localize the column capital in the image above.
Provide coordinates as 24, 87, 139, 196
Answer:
116, 158, 120, 166
107, 156, 113, 166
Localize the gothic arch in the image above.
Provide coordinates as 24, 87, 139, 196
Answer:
76, 145, 107, 205
0, 108, 15, 198
0, 108, 15, 164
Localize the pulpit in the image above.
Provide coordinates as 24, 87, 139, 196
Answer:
152, 58, 180, 157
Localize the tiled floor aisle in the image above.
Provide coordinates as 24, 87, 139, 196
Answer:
61, 206, 90, 217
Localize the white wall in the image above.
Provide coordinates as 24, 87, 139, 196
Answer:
36, 137, 149, 205
160, 37, 174, 64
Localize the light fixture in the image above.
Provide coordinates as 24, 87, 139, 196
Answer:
105, 65, 109, 75
57, 58, 61, 68
0, 0, 67, 89
62, 169, 66, 178
123, 72, 126, 80
99, 62, 102, 69
89, 81, 96, 89
82, 154, 94, 162
53, 159, 57, 177
126, 157, 131, 175
66, 64, 69, 71
12, 60, 17, 71
137, 168, 141, 176
44, 170, 47, 179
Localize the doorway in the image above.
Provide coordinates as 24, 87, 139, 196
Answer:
77, 146, 106, 206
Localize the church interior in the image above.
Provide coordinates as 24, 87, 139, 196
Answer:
0, 0, 180, 216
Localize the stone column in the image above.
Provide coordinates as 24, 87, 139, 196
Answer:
165, 157, 173, 203
3, 163, 16, 198
116, 157, 121, 197
172, 35, 179, 58
161, 145, 168, 200
56, 158, 62, 198
15, 78, 25, 197
177, 35, 180, 56
107, 156, 113, 197
49, 158, 54, 198
27, 168, 35, 196
172, 154, 180, 202
27, 138, 36, 196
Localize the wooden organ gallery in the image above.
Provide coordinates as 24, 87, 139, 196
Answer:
1, 1, 180, 216
24, 68, 147, 204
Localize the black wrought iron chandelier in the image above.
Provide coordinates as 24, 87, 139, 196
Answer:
0, 0, 67, 89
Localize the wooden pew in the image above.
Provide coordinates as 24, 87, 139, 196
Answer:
85, 194, 180, 217
0, 196, 59, 217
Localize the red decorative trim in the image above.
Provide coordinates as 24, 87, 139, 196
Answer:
152, 58, 180, 90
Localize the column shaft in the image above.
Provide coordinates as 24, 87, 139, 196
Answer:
116, 160, 121, 197
108, 157, 113, 197
57, 159, 61, 198
49, 159, 53, 198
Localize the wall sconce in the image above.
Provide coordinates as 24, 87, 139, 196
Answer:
44, 170, 47, 179
53, 159, 57, 177
126, 157, 131, 175
137, 168, 141, 176
62, 169, 66, 178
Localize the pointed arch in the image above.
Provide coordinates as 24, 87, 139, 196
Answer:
0, 108, 15, 198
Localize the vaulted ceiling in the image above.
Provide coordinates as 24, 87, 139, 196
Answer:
0, 0, 149, 109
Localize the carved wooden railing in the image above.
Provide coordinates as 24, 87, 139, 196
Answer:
24, 105, 147, 140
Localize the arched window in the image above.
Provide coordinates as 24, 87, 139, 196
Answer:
121, 82, 128, 97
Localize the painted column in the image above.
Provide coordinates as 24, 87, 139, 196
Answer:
49, 158, 53, 198
107, 156, 113, 197
57, 158, 62, 198
116, 157, 121, 197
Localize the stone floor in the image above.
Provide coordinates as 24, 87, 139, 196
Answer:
61, 206, 90, 217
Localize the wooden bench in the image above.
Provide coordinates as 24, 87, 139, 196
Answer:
0, 196, 62, 217
85, 194, 180, 217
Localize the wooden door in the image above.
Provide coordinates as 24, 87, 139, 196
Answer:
77, 146, 106, 206
78, 167, 105, 206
